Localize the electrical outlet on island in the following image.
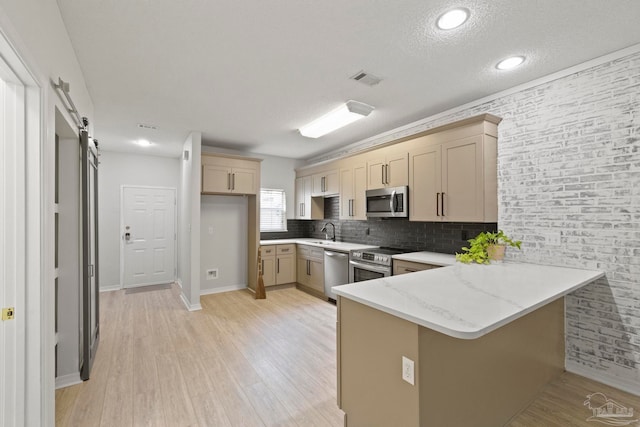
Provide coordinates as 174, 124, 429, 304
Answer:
402, 356, 415, 385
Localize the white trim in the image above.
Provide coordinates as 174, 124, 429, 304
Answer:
120, 185, 177, 289
179, 292, 202, 311
176, 278, 183, 289
99, 284, 121, 293
566, 361, 640, 397
200, 284, 247, 296
54, 373, 82, 390
308, 43, 640, 164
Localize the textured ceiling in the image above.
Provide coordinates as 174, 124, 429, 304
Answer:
56, 0, 640, 159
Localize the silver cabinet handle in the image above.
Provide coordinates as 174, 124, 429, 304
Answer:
277, 258, 280, 274
227, 172, 231, 190
232, 173, 235, 190
436, 192, 441, 216
381, 166, 385, 186
385, 164, 389, 184
441, 192, 445, 216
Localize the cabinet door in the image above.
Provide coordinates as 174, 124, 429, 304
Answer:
409, 145, 441, 222
339, 167, 354, 220
352, 163, 367, 220
202, 164, 231, 193
262, 256, 276, 287
276, 254, 296, 284
324, 170, 339, 195
297, 257, 309, 286
367, 157, 386, 190
386, 152, 409, 187
295, 176, 312, 219
441, 135, 484, 222
308, 259, 325, 293
231, 167, 257, 195
312, 173, 325, 196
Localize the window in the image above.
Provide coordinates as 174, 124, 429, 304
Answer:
260, 188, 287, 232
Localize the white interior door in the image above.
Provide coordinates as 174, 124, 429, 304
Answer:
0, 53, 26, 427
122, 187, 176, 288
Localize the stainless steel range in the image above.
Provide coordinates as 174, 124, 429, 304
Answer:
349, 247, 408, 283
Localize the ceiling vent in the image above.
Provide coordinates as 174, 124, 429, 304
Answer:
137, 123, 158, 130
350, 70, 382, 86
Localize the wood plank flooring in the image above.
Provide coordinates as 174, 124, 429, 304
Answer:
56, 284, 639, 426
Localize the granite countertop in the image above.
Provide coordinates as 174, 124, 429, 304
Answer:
260, 238, 377, 253
392, 251, 456, 266
333, 262, 604, 340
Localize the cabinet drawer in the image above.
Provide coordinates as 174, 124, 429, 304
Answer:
309, 247, 324, 260
277, 244, 296, 255
392, 259, 439, 275
297, 244, 310, 256
261, 245, 276, 257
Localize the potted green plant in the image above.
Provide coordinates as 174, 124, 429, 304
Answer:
455, 230, 522, 264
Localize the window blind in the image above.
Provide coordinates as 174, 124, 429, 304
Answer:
260, 188, 287, 232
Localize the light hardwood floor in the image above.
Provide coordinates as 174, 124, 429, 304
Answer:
56, 284, 639, 426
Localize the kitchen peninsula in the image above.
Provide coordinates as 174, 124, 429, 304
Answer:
333, 262, 604, 427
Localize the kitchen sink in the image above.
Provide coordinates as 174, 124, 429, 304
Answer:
308, 240, 337, 246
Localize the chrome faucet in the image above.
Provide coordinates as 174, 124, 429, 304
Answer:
321, 222, 336, 242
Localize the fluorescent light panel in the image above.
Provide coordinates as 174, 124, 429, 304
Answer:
299, 100, 375, 138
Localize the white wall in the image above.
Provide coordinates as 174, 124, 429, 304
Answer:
97, 151, 180, 289
200, 195, 248, 294
178, 132, 202, 310
0, 2, 95, 424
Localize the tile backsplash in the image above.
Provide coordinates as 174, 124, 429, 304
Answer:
261, 197, 497, 254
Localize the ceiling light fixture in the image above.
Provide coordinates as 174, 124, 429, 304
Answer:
437, 8, 469, 30
299, 100, 375, 139
137, 138, 152, 147
496, 56, 525, 70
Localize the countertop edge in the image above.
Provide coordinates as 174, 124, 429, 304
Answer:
334, 268, 605, 340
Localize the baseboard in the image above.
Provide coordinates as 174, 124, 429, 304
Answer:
200, 283, 247, 296
566, 361, 640, 396
55, 373, 82, 389
99, 284, 121, 292
180, 292, 202, 311
176, 278, 183, 288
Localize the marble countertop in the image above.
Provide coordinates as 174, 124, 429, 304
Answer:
392, 251, 456, 266
333, 262, 603, 340
260, 238, 377, 253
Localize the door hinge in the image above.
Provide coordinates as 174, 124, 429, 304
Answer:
2, 307, 15, 321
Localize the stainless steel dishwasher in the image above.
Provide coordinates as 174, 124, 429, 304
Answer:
323, 250, 349, 302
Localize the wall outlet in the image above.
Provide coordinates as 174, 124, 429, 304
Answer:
365, 227, 370, 235
402, 356, 415, 385
206, 269, 218, 280
546, 231, 561, 246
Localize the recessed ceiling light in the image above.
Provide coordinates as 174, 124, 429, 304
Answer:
496, 56, 525, 70
437, 8, 469, 30
137, 139, 152, 147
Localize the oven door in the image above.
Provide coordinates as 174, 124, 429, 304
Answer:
349, 259, 391, 283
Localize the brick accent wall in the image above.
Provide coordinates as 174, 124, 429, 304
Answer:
310, 51, 640, 392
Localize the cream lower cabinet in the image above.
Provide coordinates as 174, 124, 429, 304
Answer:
392, 259, 440, 275
296, 245, 324, 294
409, 128, 497, 222
260, 244, 296, 286
339, 162, 367, 220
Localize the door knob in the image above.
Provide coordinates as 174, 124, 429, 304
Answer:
125, 232, 131, 241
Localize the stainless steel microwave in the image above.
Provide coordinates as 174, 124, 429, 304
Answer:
365, 186, 408, 218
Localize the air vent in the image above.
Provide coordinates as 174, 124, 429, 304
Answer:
350, 70, 382, 86
137, 123, 158, 130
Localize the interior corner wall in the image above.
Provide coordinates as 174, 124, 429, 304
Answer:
200, 195, 248, 293
97, 151, 180, 289
178, 131, 202, 310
